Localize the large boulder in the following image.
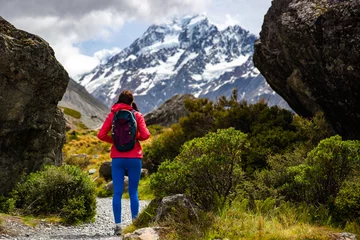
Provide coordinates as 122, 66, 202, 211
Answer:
0, 17, 69, 195
144, 94, 195, 127
154, 194, 199, 223
99, 161, 112, 181
253, 0, 360, 139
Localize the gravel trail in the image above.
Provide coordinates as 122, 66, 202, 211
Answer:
1, 198, 150, 240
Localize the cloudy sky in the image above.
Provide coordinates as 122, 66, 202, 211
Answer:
0, 0, 272, 78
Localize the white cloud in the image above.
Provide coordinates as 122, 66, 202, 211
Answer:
94, 48, 121, 64
211, 14, 243, 31
207, 0, 272, 35
0, 0, 273, 77
0, 0, 208, 77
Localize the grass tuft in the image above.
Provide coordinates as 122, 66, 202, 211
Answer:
60, 106, 82, 119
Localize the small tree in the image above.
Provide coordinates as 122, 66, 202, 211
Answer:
151, 128, 249, 212
288, 135, 360, 205
334, 176, 360, 224
11, 165, 96, 224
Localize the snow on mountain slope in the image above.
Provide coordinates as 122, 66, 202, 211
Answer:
76, 14, 289, 113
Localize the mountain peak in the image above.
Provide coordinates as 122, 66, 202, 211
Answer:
76, 14, 288, 113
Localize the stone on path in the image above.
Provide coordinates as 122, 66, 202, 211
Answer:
124, 227, 161, 240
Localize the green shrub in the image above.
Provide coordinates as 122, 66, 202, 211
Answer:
144, 91, 310, 174
12, 165, 96, 224
96, 188, 113, 198
0, 195, 15, 214
180, 128, 248, 211
148, 125, 165, 136
334, 176, 360, 223
143, 124, 185, 173
151, 128, 249, 212
251, 144, 309, 203
150, 160, 187, 198
288, 135, 360, 205
292, 112, 333, 147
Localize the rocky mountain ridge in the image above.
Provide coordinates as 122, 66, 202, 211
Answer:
59, 79, 109, 129
77, 14, 289, 113
144, 94, 195, 127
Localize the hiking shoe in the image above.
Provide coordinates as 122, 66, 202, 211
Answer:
114, 225, 122, 236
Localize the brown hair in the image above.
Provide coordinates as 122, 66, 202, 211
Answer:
116, 90, 134, 105
132, 102, 139, 111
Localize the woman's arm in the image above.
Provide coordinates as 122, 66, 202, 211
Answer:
97, 113, 114, 144
136, 112, 150, 141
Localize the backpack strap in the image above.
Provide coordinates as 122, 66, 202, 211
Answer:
131, 110, 138, 141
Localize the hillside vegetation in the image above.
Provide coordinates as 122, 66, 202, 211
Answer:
132, 90, 360, 239
1, 93, 359, 239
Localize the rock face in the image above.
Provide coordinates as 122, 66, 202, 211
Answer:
144, 94, 195, 127
253, 0, 360, 139
0, 17, 69, 195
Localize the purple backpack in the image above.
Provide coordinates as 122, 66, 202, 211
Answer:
112, 110, 137, 152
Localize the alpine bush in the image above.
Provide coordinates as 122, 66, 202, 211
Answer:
334, 176, 360, 223
150, 159, 187, 198
12, 165, 96, 224
0, 195, 15, 214
288, 135, 360, 205
143, 124, 185, 173
151, 128, 249, 212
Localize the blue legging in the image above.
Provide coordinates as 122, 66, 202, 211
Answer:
112, 158, 142, 224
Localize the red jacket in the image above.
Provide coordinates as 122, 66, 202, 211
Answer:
97, 103, 150, 159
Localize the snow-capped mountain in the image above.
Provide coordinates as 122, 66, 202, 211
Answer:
76, 14, 289, 113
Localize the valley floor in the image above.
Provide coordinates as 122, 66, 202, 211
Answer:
0, 198, 150, 240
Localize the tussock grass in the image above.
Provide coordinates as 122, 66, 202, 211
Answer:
204, 200, 341, 240
141, 199, 344, 240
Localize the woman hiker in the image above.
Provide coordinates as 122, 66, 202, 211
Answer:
98, 90, 150, 236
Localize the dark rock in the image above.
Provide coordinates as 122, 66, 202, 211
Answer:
154, 194, 199, 222
104, 176, 128, 192
0, 17, 69, 195
144, 94, 195, 127
99, 161, 112, 181
141, 168, 149, 179
254, 0, 360, 140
